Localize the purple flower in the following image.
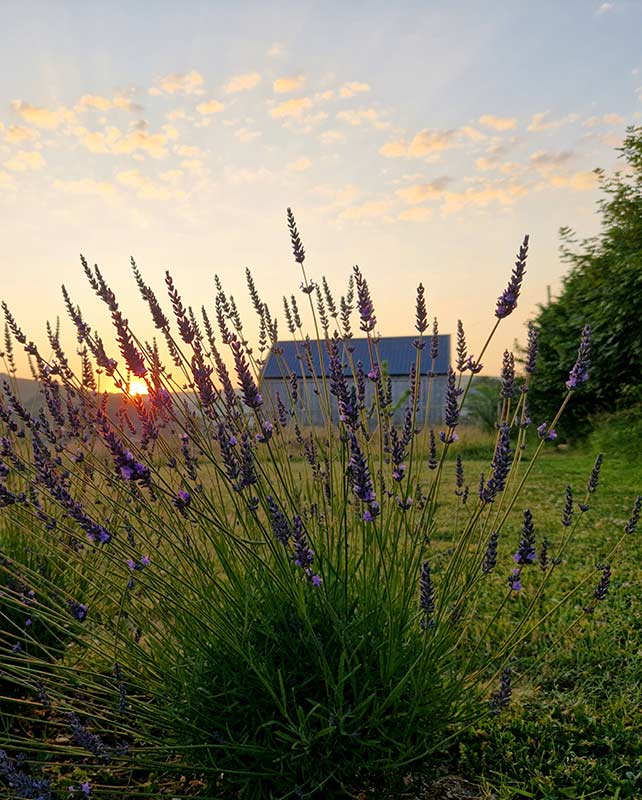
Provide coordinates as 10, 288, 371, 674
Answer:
140, 555, 150, 567
537, 422, 557, 441
456, 320, 467, 372
624, 496, 641, 535
67, 599, 88, 622
495, 235, 529, 319
479, 424, 512, 503
415, 283, 428, 334
353, 265, 376, 333
593, 564, 611, 602
80, 781, 92, 796
419, 559, 435, 628
489, 667, 512, 715
500, 350, 515, 398
587, 453, 604, 495
562, 485, 573, 527
508, 569, 522, 592
514, 509, 536, 565
482, 531, 499, 574
173, 489, 191, 513
566, 324, 591, 389
310, 574, 323, 587
444, 368, 463, 428
287, 207, 306, 264
348, 433, 376, 504
525, 321, 539, 374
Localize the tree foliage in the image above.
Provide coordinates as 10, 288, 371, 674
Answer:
528, 126, 642, 441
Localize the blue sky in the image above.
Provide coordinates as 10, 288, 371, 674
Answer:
1, 0, 640, 377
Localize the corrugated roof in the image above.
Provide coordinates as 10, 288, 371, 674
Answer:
261, 335, 451, 379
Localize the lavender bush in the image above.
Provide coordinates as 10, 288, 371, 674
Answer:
0, 212, 639, 799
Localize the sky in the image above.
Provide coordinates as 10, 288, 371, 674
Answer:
1, 0, 641, 381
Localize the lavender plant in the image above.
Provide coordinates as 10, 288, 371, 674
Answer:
0, 213, 638, 799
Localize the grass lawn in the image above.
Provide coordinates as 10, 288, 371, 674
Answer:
437, 448, 642, 800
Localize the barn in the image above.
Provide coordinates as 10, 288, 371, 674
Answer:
259, 335, 451, 426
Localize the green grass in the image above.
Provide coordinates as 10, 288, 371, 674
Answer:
434, 447, 642, 800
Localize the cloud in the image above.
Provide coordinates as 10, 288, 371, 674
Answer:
116, 168, 187, 199
441, 180, 528, 215
320, 129, 345, 144
11, 100, 75, 130
166, 109, 187, 121
336, 108, 384, 126
596, 2, 614, 13
4, 150, 45, 171
379, 128, 459, 158
235, 127, 262, 142
274, 75, 305, 94
270, 97, 312, 118
396, 177, 451, 204
287, 157, 311, 172
53, 178, 117, 197
339, 199, 392, 221
547, 170, 599, 191
585, 112, 625, 127
529, 150, 574, 169
479, 114, 517, 131
460, 125, 486, 141
267, 43, 285, 58
174, 144, 202, 157
398, 206, 432, 221
159, 169, 183, 183
73, 124, 174, 158
4, 125, 39, 143
150, 70, 205, 96
527, 110, 579, 131
76, 94, 113, 111
196, 99, 225, 115
224, 72, 262, 94
315, 90, 334, 102
339, 82, 370, 98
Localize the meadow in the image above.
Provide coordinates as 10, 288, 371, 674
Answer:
0, 215, 640, 799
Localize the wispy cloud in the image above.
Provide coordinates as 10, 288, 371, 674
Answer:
235, 127, 262, 142
596, 2, 614, 14
11, 101, 74, 130
527, 110, 579, 131
398, 206, 432, 221
4, 150, 45, 171
267, 43, 285, 58
479, 114, 517, 131
336, 108, 386, 127
224, 72, 261, 94
339, 82, 370, 98
270, 97, 312, 118
583, 112, 625, 127
196, 99, 225, 115
396, 176, 451, 204
379, 128, 459, 158
4, 125, 39, 143
287, 157, 311, 172
274, 75, 306, 94
320, 129, 345, 144
72, 124, 175, 158
117, 168, 187, 199
149, 70, 205, 96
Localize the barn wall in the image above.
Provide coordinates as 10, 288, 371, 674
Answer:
260, 374, 448, 427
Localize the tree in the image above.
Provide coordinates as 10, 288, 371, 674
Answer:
527, 126, 642, 441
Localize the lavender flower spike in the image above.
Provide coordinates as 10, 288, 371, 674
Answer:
419, 559, 435, 628
566, 324, 591, 389
514, 509, 536, 565
525, 321, 539, 374
495, 235, 529, 319
444, 368, 463, 428
489, 667, 512, 715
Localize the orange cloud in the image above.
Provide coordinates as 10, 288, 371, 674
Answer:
4, 150, 45, 171
224, 72, 262, 94
11, 100, 75, 130
479, 114, 517, 131
4, 125, 39, 143
150, 70, 205, 96
270, 97, 312, 119
396, 177, 451, 204
380, 128, 459, 158
287, 157, 311, 172
339, 82, 370, 98
274, 75, 306, 94
196, 99, 225, 115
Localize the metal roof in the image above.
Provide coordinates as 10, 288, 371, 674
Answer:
261, 335, 451, 379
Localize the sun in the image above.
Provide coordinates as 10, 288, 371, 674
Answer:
128, 380, 148, 397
